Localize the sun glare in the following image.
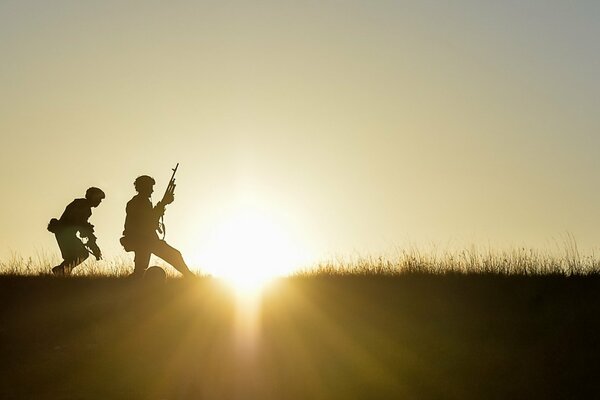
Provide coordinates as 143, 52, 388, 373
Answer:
189, 198, 314, 352
200, 203, 309, 294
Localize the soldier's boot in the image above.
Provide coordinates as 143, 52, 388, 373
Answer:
52, 265, 65, 276
52, 259, 74, 276
172, 260, 195, 278
179, 266, 196, 279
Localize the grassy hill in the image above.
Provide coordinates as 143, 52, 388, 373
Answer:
1, 273, 599, 399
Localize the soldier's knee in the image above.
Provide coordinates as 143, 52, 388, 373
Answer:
175, 249, 187, 263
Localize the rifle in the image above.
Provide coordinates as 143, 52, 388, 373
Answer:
85, 233, 103, 260
158, 163, 179, 239
79, 224, 102, 260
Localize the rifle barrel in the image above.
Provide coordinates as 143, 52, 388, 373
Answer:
163, 163, 179, 199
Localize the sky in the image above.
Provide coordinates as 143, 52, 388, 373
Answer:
1, 1, 600, 273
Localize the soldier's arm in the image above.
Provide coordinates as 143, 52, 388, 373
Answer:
153, 190, 174, 218
86, 238, 102, 260
153, 201, 167, 219
79, 223, 95, 238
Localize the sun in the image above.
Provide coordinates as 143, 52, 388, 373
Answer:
199, 203, 309, 294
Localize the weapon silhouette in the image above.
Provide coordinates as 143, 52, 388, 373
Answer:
84, 233, 102, 260
158, 163, 179, 239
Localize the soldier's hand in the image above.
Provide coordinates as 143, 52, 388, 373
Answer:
93, 249, 103, 261
163, 192, 175, 205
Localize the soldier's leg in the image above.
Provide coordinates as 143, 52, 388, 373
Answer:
64, 251, 89, 273
132, 248, 152, 278
53, 233, 89, 275
53, 255, 88, 275
152, 240, 194, 277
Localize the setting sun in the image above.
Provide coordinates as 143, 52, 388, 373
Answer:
199, 202, 309, 293
2, 1, 600, 399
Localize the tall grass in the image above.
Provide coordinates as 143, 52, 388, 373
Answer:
0, 251, 203, 277
0, 250, 133, 277
298, 241, 600, 276
2, 238, 600, 277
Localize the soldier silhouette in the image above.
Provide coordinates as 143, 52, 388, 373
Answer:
120, 173, 195, 278
48, 187, 105, 275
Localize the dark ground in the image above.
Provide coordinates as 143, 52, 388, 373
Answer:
0, 274, 599, 399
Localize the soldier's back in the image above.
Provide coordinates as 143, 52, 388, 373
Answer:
60, 198, 91, 226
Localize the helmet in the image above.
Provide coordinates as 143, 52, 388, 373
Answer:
85, 187, 105, 200
134, 175, 156, 191
144, 266, 167, 284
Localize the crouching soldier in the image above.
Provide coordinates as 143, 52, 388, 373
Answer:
120, 175, 195, 279
48, 187, 105, 275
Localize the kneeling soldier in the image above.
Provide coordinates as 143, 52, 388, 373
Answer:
120, 175, 194, 278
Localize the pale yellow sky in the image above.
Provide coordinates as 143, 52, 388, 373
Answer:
1, 1, 600, 271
